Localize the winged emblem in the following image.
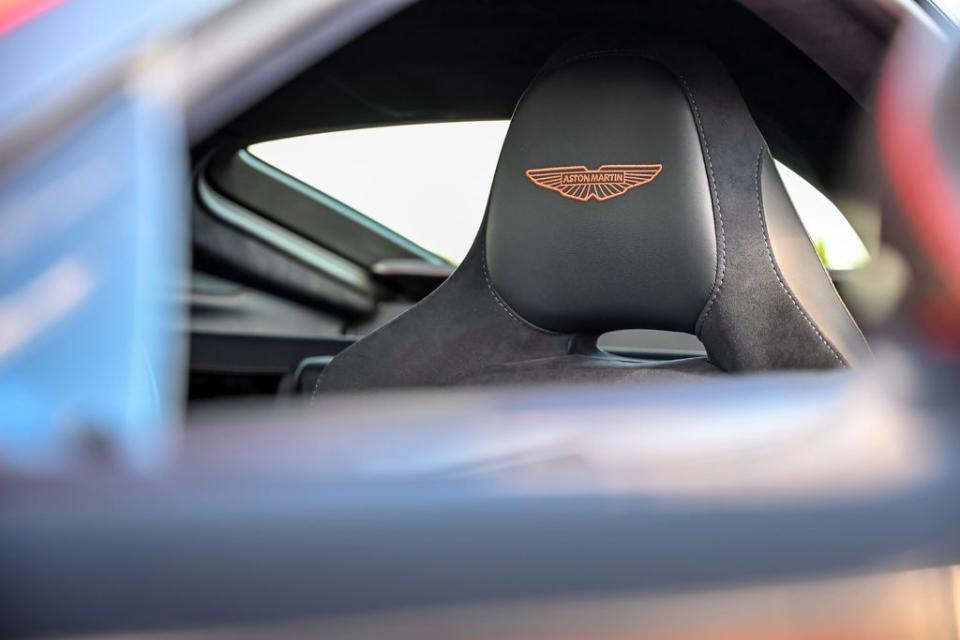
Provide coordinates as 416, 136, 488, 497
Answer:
525, 164, 662, 202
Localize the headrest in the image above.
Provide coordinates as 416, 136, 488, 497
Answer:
481, 39, 869, 371
486, 50, 716, 334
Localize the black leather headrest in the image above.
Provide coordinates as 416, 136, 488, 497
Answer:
481, 38, 869, 370
486, 53, 717, 334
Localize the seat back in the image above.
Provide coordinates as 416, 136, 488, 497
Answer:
315, 39, 869, 393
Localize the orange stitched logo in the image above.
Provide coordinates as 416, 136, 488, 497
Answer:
525, 164, 662, 202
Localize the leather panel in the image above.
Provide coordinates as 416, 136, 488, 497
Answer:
486, 57, 716, 334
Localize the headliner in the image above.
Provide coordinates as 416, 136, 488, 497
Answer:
204, 0, 887, 186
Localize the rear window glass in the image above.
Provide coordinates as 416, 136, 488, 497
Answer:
248, 121, 869, 270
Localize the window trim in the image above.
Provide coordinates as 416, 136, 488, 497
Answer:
236, 150, 450, 266
197, 177, 374, 295
204, 147, 451, 274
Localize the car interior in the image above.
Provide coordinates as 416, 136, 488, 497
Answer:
190, 0, 885, 401
7, 0, 960, 637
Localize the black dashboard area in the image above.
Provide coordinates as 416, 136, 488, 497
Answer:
186, 273, 350, 401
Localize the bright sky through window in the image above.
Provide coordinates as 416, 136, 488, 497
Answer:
250, 121, 869, 269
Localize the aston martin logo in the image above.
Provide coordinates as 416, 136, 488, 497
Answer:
525, 164, 663, 202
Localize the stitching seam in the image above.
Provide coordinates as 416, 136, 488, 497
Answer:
678, 74, 726, 337
310, 365, 327, 401
754, 149, 846, 367
481, 241, 561, 336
